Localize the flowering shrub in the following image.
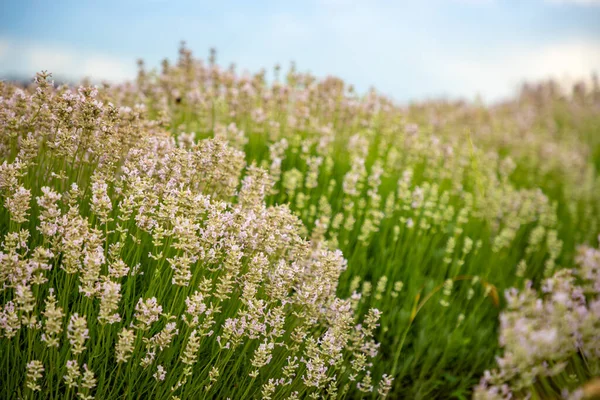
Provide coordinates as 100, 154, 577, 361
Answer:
0, 73, 388, 399
1, 45, 599, 398
474, 242, 600, 399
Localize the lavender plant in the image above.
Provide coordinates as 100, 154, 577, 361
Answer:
1, 44, 599, 399
474, 242, 600, 399
0, 73, 388, 399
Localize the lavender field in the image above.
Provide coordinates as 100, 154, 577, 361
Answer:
0, 44, 599, 399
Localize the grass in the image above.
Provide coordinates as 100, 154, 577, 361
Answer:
0, 48, 599, 399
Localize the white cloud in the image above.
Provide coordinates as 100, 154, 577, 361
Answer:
26, 44, 77, 74
261, 2, 600, 102
0, 37, 136, 83
274, 3, 599, 101
1, 27, 598, 103
440, 40, 600, 101
81, 55, 136, 82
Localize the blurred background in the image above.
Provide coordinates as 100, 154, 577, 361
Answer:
1, 0, 599, 103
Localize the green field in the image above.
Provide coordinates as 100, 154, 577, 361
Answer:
1, 47, 599, 399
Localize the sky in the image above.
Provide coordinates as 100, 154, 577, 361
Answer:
0, 0, 599, 102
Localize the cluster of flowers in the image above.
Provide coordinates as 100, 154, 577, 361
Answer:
411, 78, 600, 204
121, 46, 600, 397
0, 72, 392, 399
123, 45, 599, 262
1, 43, 599, 398
474, 240, 600, 399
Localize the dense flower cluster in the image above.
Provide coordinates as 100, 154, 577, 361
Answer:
1, 45, 599, 398
474, 241, 600, 399
0, 72, 388, 399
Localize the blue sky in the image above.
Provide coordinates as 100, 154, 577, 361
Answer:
1, 0, 599, 102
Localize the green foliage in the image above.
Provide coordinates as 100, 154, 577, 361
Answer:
1, 49, 599, 399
